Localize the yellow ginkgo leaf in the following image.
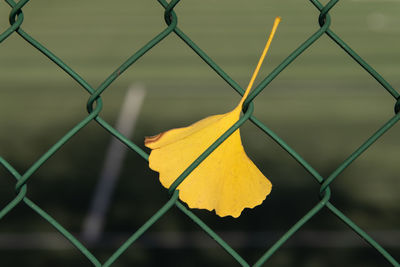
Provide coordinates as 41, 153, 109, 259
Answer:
145, 17, 281, 218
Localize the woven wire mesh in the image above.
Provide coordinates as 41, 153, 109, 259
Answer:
1, 0, 399, 266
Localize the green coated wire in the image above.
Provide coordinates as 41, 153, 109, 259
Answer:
0, 0, 24, 41
0, 158, 102, 266
103, 191, 180, 267
254, 190, 331, 267
326, 203, 400, 267
15, 105, 102, 191
176, 202, 250, 267
0, 0, 399, 266
395, 99, 400, 114
321, 112, 400, 193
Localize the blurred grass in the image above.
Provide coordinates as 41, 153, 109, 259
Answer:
0, 0, 399, 266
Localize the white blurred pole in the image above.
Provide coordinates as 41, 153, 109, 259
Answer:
81, 84, 146, 244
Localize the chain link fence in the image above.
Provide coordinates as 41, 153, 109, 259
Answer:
1, 0, 399, 266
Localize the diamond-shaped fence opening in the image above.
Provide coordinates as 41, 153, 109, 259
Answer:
1, 0, 399, 266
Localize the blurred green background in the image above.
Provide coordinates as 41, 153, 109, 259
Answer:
0, 0, 399, 266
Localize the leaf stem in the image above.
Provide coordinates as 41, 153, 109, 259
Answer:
239, 16, 281, 106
